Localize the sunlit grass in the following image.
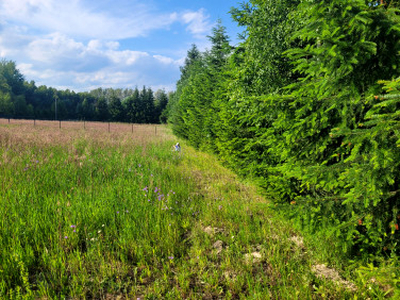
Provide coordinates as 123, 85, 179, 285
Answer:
0, 120, 397, 299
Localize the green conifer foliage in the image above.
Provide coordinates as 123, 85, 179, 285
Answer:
215, 0, 301, 191
171, 23, 232, 150
169, 0, 400, 255
169, 45, 203, 139
271, 0, 400, 254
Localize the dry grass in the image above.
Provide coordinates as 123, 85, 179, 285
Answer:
0, 118, 172, 150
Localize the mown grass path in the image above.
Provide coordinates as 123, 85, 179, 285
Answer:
0, 122, 395, 299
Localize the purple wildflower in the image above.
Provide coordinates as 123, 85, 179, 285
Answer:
168, 256, 174, 260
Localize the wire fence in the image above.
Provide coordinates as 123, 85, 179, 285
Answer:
0, 118, 168, 136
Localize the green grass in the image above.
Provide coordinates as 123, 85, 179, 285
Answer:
0, 123, 398, 299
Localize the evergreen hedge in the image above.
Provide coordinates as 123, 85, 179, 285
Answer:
169, 0, 400, 256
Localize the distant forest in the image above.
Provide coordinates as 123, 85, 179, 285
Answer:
0, 59, 170, 123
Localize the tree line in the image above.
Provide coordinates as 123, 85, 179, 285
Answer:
168, 0, 400, 257
0, 60, 169, 123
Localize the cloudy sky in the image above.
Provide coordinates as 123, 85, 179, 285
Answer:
0, 0, 243, 92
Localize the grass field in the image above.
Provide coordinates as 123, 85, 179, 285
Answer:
0, 120, 398, 299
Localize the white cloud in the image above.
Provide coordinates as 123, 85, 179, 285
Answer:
87, 40, 103, 51
181, 9, 212, 38
28, 33, 84, 62
107, 50, 150, 66
0, 0, 178, 39
10, 33, 181, 91
86, 40, 120, 53
0, 0, 219, 92
153, 55, 177, 65
1, 1, 214, 41
105, 41, 120, 51
17, 63, 35, 78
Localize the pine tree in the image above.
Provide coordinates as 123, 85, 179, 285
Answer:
95, 97, 109, 121
108, 95, 125, 122
170, 21, 233, 149
169, 45, 204, 138
141, 86, 156, 123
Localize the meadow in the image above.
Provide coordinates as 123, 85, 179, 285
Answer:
0, 120, 398, 299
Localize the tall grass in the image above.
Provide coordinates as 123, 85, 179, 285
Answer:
0, 122, 397, 298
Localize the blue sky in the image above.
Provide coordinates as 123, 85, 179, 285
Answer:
0, 0, 243, 92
